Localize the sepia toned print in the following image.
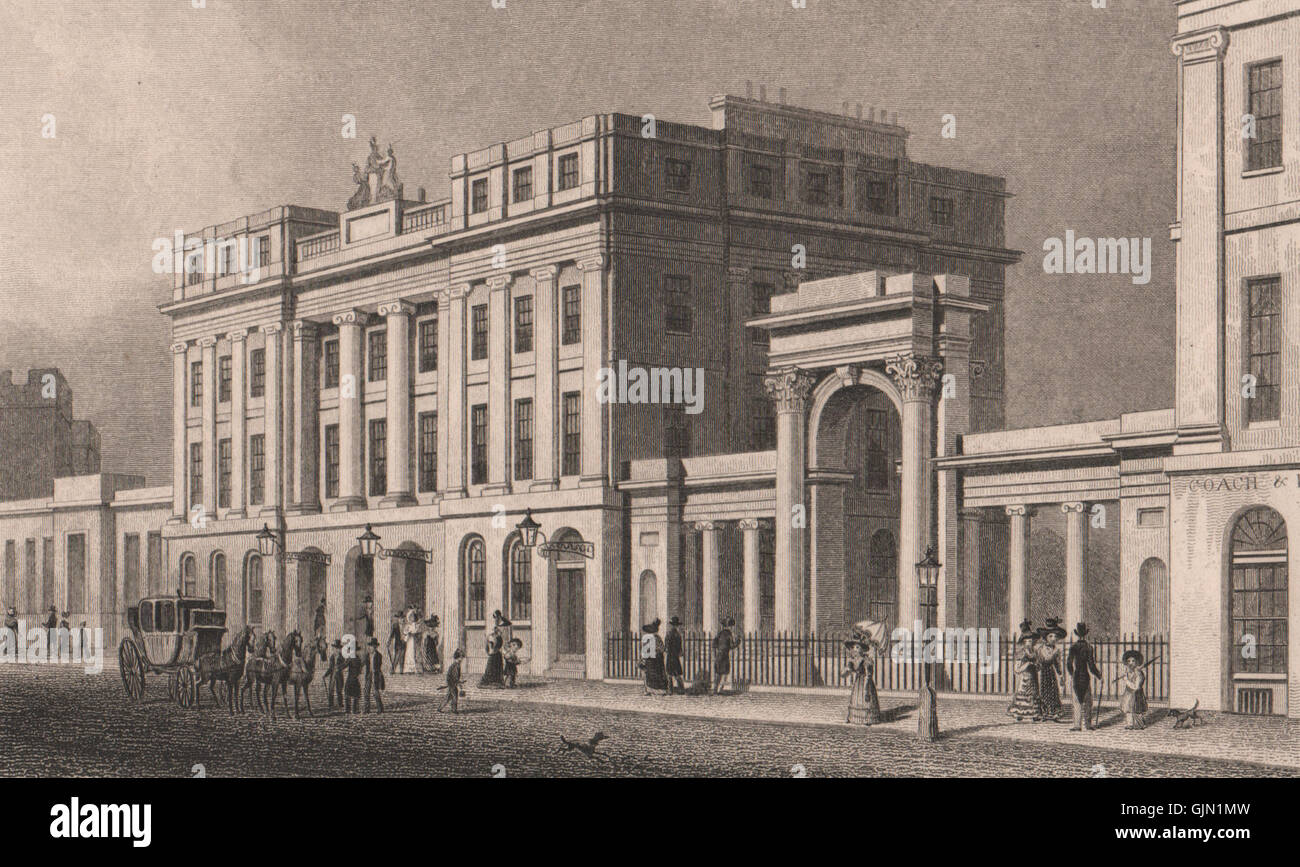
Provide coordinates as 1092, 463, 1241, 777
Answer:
0, 0, 1297, 794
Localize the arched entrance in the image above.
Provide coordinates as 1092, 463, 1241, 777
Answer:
552, 529, 587, 658
342, 545, 375, 640
809, 378, 902, 630
295, 549, 327, 636
390, 542, 427, 616
1227, 507, 1288, 715
1138, 557, 1168, 636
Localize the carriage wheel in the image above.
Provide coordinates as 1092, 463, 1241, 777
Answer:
167, 671, 177, 702
177, 667, 196, 709
118, 640, 145, 700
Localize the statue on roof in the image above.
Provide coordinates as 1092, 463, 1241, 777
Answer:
347, 162, 370, 211
347, 136, 403, 210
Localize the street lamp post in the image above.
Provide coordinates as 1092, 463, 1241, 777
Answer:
916, 545, 941, 742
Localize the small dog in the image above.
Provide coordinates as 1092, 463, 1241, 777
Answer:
1172, 699, 1204, 729
558, 731, 609, 760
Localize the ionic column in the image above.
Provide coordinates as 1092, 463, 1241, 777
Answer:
1005, 505, 1034, 635
170, 341, 189, 521
485, 275, 512, 495
289, 321, 320, 513
228, 331, 247, 517
886, 353, 943, 630
260, 322, 285, 516
442, 286, 469, 498
1062, 502, 1089, 634
199, 336, 218, 519
959, 507, 982, 626
530, 266, 558, 491
577, 255, 605, 486
738, 518, 763, 633
331, 310, 368, 511
378, 301, 417, 507
696, 521, 721, 631
765, 366, 816, 633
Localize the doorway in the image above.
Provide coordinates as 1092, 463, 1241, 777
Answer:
557, 568, 585, 655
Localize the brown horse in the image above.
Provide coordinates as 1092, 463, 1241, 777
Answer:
285, 631, 326, 719
241, 630, 289, 718
196, 624, 254, 713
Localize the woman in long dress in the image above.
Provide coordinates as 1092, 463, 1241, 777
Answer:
1120, 650, 1148, 730
842, 640, 882, 725
1007, 627, 1041, 721
402, 608, 421, 673
640, 618, 669, 695
479, 611, 507, 688
1036, 619, 1065, 722
423, 615, 441, 673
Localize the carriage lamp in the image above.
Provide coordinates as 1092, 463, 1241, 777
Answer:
516, 509, 543, 548
915, 544, 941, 742
355, 523, 433, 563
255, 523, 332, 565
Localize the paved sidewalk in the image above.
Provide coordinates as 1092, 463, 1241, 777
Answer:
385, 673, 1300, 771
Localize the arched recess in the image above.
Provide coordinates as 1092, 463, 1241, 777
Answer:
639, 570, 658, 626
1138, 557, 1168, 637
341, 544, 374, 640
807, 367, 904, 468
210, 552, 227, 609
389, 541, 428, 618
295, 548, 328, 635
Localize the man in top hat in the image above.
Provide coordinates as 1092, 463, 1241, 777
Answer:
664, 616, 685, 695
323, 639, 345, 711
313, 598, 327, 641
1119, 650, 1148, 730
1066, 622, 1102, 731
2, 607, 17, 654
364, 636, 385, 713
355, 596, 375, 640
44, 606, 57, 656
712, 616, 737, 696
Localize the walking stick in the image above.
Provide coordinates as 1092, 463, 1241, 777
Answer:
1093, 676, 1103, 728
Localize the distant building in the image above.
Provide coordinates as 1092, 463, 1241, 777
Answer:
0, 369, 101, 502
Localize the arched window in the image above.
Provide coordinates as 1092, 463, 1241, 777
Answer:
180, 554, 197, 596
1138, 557, 1168, 636
1230, 507, 1288, 676
463, 537, 486, 622
868, 530, 898, 624
508, 538, 532, 621
639, 570, 658, 625
211, 552, 227, 609
245, 554, 264, 626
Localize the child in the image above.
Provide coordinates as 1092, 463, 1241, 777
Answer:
1120, 649, 1148, 730
324, 639, 345, 711
438, 649, 465, 713
503, 638, 525, 688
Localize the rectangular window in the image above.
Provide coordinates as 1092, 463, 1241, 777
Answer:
665, 157, 692, 192
514, 295, 534, 353
750, 281, 772, 346
368, 330, 387, 382
218, 356, 231, 403
664, 404, 690, 458
665, 274, 692, 335
1232, 560, 1288, 674
864, 407, 891, 490
512, 165, 533, 202
471, 177, 489, 214
418, 412, 437, 493
1247, 60, 1283, 171
751, 390, 775, 451
557, 152, 580, 190
187, 262, 203, 286
257, 235, 270, 268
249, 434, 265, 505
145, 533, 160, 597
250, 348, 265, 398
803, 169, 830, 206
324, 425, 340, 499
561, 285, 581, 344
218, 438, 231, 509
418, 317, 438, 372
323, 339, 340, 388
66, 534, 85, 614
471, 405, 488, 485
747, 161, 776, 199
190, 360, 202, 407
1247, 275, 1282, 423
189, 442, 203, 506
369, 419, 387, 497
514, 398, 533, 481
562, 392, 581, 476
471, 304, 488, 360
219, 244, 234, 276
929, 195, 955, 226
857, 171, 897, 216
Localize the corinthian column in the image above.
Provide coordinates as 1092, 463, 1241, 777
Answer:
289, 320, 321, 513
1062, 502, 1088, 635
379, 300, 417, 507
764, 366, 816, 633
331, 310, 368, 511
886, 352, 943, 629
170, 341, 189, 522
260, 322, 285, 516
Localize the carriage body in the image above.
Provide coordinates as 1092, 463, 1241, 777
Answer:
119, 595, 227, 704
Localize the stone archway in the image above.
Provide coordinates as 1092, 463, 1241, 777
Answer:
295, 549, 328, 636
342, 545, 375, 641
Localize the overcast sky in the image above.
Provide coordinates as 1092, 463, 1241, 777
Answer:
0, 0, 1177, 486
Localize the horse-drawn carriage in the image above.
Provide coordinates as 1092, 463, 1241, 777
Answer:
118, 594, 227, 707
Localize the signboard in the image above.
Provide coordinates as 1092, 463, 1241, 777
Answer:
285, 550, 332, 566
538, 540, 595, 559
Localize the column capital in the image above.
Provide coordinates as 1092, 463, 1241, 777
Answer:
261, 321, 286, 335
1005, 504, 1036, 518
1061, 501, 1088, 515
197, 336, 218, 348
694, 520, 721, 532
447, 283, 472, 301
1171, 26, 1228, 62
885, 353, 944, 402
486, 273, 512, 292
229, 330, 248, 344
576, 254, 604, 272
530, 265, 557, 282
171, 341, 190, 355
290, 320, 319, 341
377, 300, 417, 318
331, 309, 370, 328
737, 518, 767, 532
764, 367, 817, 413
